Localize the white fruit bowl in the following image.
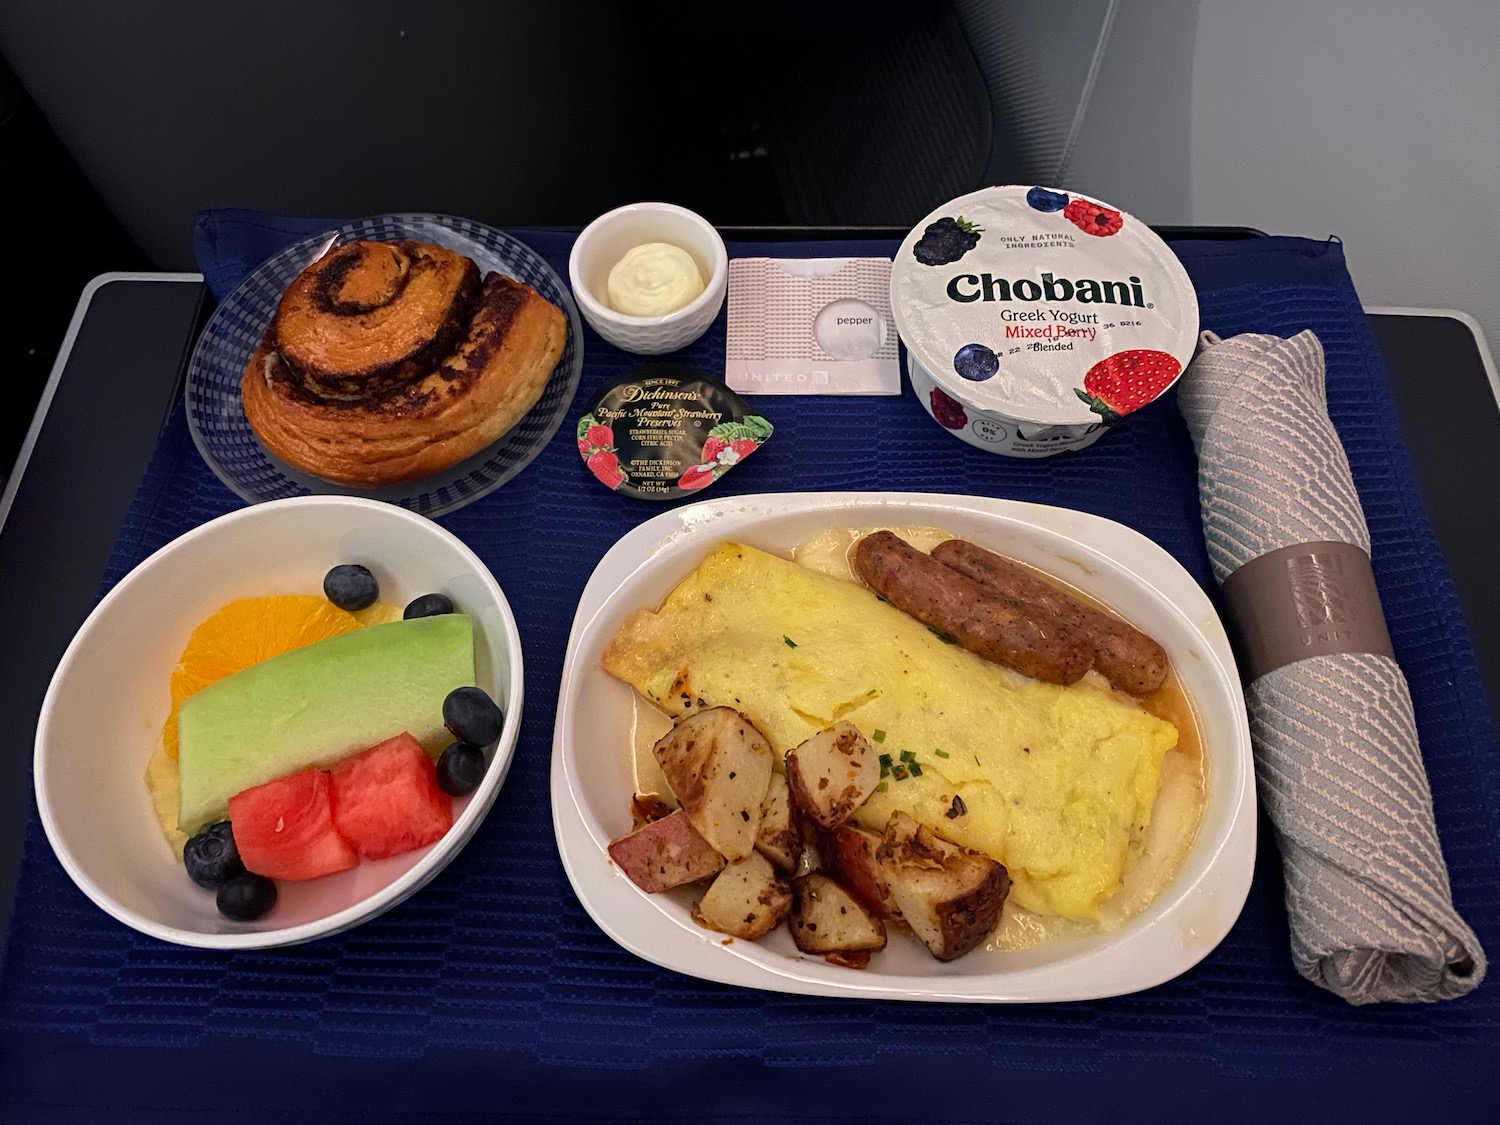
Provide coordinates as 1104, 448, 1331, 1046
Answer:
35, 496, 524, 950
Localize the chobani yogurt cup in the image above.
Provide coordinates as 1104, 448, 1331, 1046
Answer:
891, 185, 1199, 457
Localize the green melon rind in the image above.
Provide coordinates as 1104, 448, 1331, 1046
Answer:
176, 614, 476, 833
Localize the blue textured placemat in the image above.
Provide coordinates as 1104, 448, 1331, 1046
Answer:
2, 222, 1496, 1087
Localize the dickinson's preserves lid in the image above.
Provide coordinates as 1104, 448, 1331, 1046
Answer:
576, 364, 773, 499
890, 185, 1199, 457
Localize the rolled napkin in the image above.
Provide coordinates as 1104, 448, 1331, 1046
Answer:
1178, 328, 1486, 1004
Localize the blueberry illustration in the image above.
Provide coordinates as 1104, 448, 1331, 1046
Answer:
913, 216, 983, 266
1026, 186, 1069, 212
954, 343, 999, 382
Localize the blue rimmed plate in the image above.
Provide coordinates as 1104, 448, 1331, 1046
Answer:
185, 214, 584, 517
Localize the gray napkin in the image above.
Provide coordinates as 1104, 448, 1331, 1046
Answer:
1178, 328, 1486, 1004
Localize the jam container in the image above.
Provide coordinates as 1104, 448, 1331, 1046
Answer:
576, 364, 773, 499
890, 185, 1199, 458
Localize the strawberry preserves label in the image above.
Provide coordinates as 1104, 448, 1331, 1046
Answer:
891, 185, 1199, 454
577, 365, 773, 500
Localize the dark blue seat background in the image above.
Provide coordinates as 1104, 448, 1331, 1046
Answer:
0, 215, 1495, 1123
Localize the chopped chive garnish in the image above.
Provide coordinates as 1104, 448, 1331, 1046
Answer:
875, 781, 889, 793
892, 765, 909, 781
866, 689, 879, 697
783, 636, 798, 648
899, 749, 917, 763
928, 626, 956, 644
872, 729, 886, 742
909, 762, 923, 777
933, 749, 950, 759
878, 753, 893, 768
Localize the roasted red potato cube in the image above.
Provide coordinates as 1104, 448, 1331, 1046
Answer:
630, 791, 675, 830
653, 707, 774, 862
875, 811, 1009, 961
608, 809, 726, 893
789, 873, 887, 958
755, 771, 803, 873
691, 851, 792, 939
785, 721, 879, 830
818, 822, 900, 919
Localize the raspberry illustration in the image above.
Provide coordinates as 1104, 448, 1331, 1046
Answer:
953, 343, 999, 382
587, 449, 625, 490
1074, 350, 1182, 422
678, 464, 716, 490
1062, 198, 1123, 237
1026, 186, 1069, 212
913, 216, 983, 266
701, 435, 730, 462
929, 387, 968, 430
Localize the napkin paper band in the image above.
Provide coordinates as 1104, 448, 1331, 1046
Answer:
1222, 541, 1395, 681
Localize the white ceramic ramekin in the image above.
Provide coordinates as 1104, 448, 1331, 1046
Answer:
568, 202, 728, 355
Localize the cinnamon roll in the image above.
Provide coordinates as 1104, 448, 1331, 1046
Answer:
241, 240, 566, 487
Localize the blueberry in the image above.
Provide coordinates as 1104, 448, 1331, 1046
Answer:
404, 592, 454, 619
1026, 186, 1069, 212
183, 820, 245, 889
436, 741, 487, 797
216, 872, 277, 921
954, 343, 999, 382
323, 564, 379, 611
443, 685, 504, 746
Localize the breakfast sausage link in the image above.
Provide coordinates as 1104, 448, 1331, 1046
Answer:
930, 539, 1169, 696
853, 531, 1093, 685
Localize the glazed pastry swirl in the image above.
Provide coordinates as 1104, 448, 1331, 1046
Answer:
273, 240, 481, 400
243, 239, 566, 488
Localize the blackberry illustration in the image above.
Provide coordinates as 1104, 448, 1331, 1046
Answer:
953, 343, 999, 382
1026, 186, 1069, 212
913, 216, 983, 266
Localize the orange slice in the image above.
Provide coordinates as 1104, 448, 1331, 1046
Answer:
162, 595, 364, 760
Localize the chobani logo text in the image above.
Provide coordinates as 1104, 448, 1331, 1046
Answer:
946, 272, 1146, 307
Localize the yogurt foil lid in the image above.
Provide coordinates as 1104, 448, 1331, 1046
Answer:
576, 364, 773, 500
891, 186, 1199, 426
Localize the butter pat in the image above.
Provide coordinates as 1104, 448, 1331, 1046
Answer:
607, 243, 705, 316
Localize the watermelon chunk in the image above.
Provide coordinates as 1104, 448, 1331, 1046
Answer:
228, 768, 358, 881
329, 733, 454, 860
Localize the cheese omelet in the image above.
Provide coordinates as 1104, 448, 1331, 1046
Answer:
603, 542, 1178, 921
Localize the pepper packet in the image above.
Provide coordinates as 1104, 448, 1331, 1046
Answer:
725, 257, 900, 395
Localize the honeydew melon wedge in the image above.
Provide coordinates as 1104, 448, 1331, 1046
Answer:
177, 614, 474, 832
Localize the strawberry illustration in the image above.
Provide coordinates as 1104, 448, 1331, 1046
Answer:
678, 464, 716, 490
929, 387, 968, 430
1062, 198, 1123, 237
587, 449, 625, 490
1075, 350, 1182, 422
701, 435, 730, 462
577, 437, 590, 455
729, 438, 758, 459
585, 423, 614, 450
